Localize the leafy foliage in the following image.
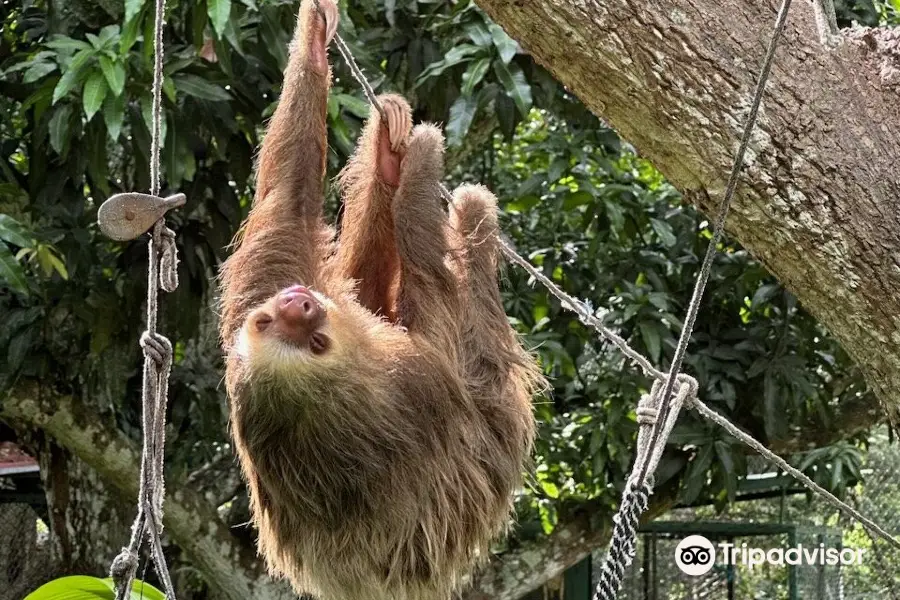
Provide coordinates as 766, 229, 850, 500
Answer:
0, 0, 882, 575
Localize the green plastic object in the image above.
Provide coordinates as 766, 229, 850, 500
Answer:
23, 575, 166, 600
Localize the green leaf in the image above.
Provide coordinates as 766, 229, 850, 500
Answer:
8, 328, 34, 372
103, 93, 126, 141
208, 0, 233, 39
0, 215, 32, 248
504, 194, 539, 214
650, 217, 677, 247
488, 23, 518, 63
53, 49, 95, 104
173, 74, 232, 101
495, 93, 518, 141
82, 71, 108, 121
125, 0, 146, 25
751, 283, 780, 309
86, 33, 103, 50
120, 8, 143, 53
49, 105, 73, 155
23, 62, 57, 84
98, 56, 125, 96
98, 25, 120, 47
548, 158, 568, 182
460, 57, 490, 97
563, 191, 592, 210
638, 320, 662, 362
335, 94, 370, 119
415, 45, 482, 86
0, 243, 28, 296
465, 22, 492, 46
140, 96, 167, 145
604, 199, 625, 232
446, 95, 478, 147
46, 37, 92, 53
540, 480, 560, 499
493, 61, 532, 118
24, 575, 166, 600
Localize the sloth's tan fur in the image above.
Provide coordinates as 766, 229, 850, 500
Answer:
218, 1, 544, 598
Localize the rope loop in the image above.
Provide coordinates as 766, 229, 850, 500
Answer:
140, 331, 173, 369
675, 373, 699, 407
158, 226, 179, 293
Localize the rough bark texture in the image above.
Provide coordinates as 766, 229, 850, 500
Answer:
460, 0, 899, 597
474, 0, 900, 425
0, 385, 294, 600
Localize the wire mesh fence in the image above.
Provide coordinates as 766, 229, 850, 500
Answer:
0, 498, 54, 600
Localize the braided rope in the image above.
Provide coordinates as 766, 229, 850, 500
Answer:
593, 482, 652, 600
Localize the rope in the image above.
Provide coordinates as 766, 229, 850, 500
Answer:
326, 0, 900, 561
592, 481, 652, 600
592, 2, 795, 595
106, 0, 180, 597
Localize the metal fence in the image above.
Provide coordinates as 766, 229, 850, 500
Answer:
0, 470, 55, 600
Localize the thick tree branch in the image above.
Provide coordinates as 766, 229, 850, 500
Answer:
475, 0, 900, 422
0, 382, 293, 600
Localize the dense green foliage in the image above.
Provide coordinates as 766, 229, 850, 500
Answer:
1, 0, 894, 560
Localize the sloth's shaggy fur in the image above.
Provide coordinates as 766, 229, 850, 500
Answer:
218, 2, 544, 598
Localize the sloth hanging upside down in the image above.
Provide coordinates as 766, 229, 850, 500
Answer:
218, 1, 545, 599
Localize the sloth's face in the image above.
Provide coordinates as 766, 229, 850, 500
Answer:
247, 285, 332, 356
236, 283, 391, 380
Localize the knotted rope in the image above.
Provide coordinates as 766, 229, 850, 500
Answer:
98, 0, 181, 597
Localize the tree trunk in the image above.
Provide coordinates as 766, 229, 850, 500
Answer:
1, 384, 295, 600
475, 0, 900, 424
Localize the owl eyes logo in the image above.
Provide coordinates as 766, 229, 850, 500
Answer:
675, 535, 716, 575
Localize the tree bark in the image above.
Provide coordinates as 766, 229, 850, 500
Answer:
475, 0, 900, 424
1, 384, 294, 600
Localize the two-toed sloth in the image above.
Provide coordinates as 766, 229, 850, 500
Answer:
218, 1, 544, 599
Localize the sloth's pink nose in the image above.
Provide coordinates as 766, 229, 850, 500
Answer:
277, 286, 322, 326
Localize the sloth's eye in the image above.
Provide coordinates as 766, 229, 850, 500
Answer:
255, 314, 273, 332
310, 332, 329, 355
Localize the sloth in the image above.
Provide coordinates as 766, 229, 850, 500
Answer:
217, 1, 544, 599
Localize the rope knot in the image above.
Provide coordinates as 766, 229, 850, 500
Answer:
157, 226, 179, 293
140, 331, 173, 368
675, 373, 699, 407
110, 547, 139, 583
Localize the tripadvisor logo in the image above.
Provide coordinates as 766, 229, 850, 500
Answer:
674, 535, 866, 575
675, 535, 716, 576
